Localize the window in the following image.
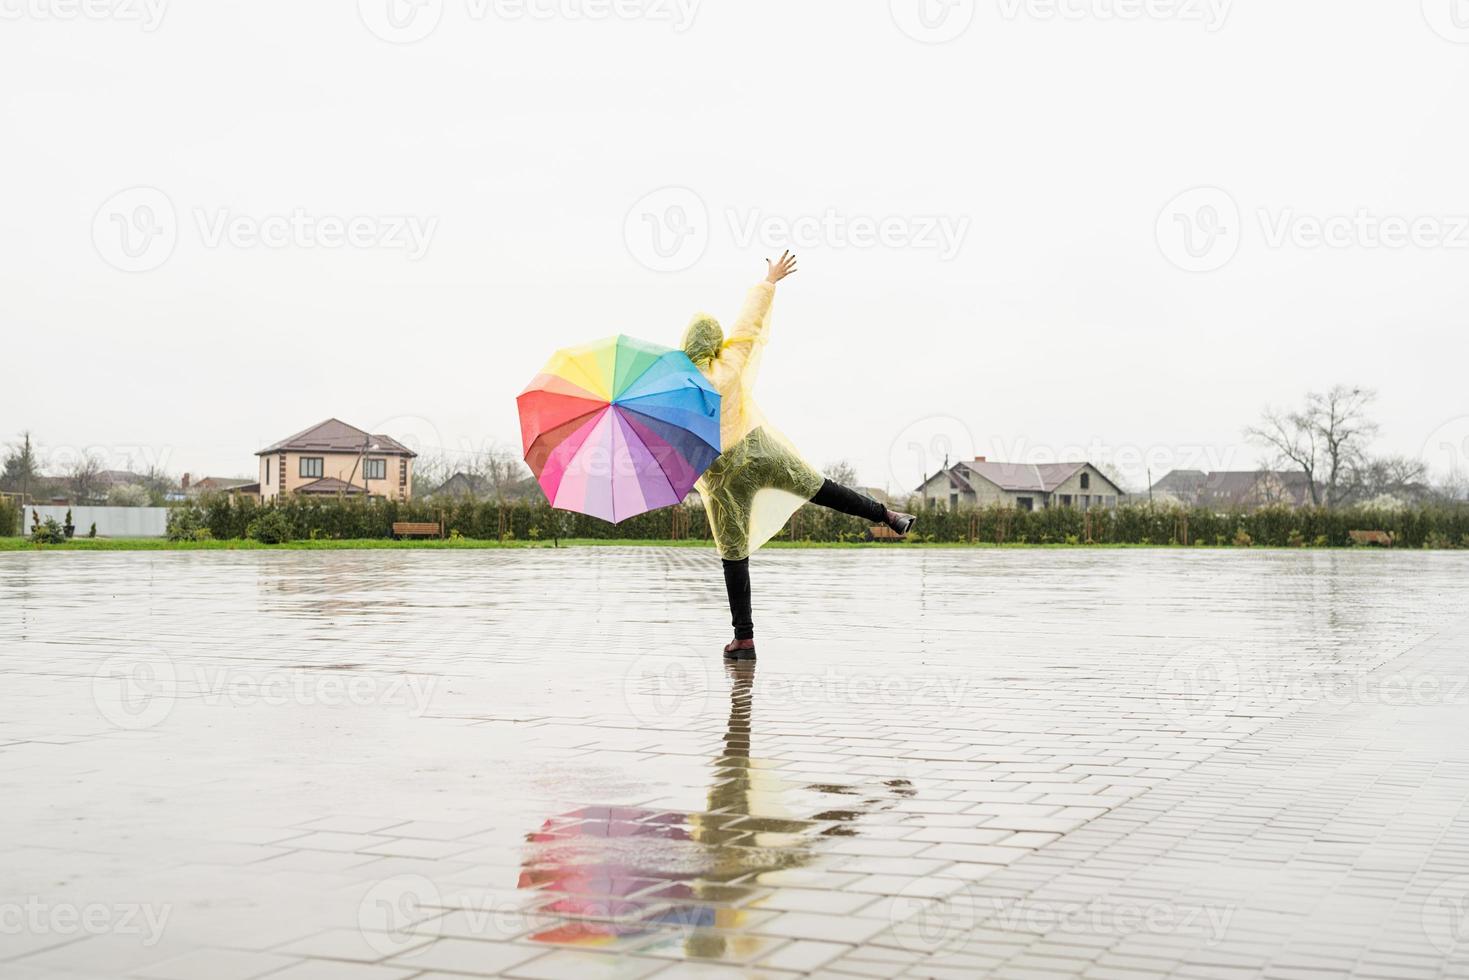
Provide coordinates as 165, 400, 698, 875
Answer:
265, 459, 271, 485
949, 492, 958, 510
365, 458, 386, 480
1060, 494, 1072, 507
300, 457, 324, 479
1016, 496, 1034, 511
1080, 472, 1090, 490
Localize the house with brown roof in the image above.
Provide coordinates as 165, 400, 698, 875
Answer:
916, 457, 1123, 512
255, 419, 417, 502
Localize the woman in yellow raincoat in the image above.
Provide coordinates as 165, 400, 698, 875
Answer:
682, 252, 916, 659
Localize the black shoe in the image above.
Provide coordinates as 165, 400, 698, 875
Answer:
885, 511, 917, 536
723, 639, 756, 661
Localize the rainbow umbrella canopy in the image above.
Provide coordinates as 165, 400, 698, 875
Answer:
517, 335, 721, 523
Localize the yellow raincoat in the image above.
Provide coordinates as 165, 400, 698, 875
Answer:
683, 281, 824, 560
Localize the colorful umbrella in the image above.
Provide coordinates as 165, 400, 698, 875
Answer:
517, 335, 720, 523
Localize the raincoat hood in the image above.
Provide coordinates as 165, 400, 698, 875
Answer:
682, 313, 724, 367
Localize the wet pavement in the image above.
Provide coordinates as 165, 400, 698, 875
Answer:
3, 547, 1469, 979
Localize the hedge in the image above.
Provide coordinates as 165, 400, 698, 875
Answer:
166, 494, 1469, 549
0, 498, 17, 537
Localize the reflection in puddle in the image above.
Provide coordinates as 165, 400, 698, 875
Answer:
516, 662, 912, 961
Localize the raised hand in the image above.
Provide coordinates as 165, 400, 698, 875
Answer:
765, 250, 798, 284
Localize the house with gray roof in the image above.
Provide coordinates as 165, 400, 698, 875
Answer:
1149, 469, 1317, 509
915, 458, 1124, 512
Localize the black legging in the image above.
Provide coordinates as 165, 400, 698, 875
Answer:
721, 479, 887, 639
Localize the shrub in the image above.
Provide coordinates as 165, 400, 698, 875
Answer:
246, 509, 293, 544
1232, 528, 1253, 547
88, 523, 97, 538
167, 504, 208, 542
107, 484, 150, 507
30, 515, 67, 545
0, 498, 17, 537
143, 495, 1469, 549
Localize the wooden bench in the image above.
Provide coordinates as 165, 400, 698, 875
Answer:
869, 525, 902, 542
392, 521, 442, 540
1349, 530, 1393, 547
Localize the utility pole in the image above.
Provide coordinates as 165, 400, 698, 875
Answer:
346, 428, 371, 500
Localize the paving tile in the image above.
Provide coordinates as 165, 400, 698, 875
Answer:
130, 948, 294, 979
270, 928, 432, 962
5, 550, 1469, 979
385, 938, 543, 975
255, 961, 416, 980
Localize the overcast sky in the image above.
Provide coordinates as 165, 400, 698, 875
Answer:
4, 0, 1468, 493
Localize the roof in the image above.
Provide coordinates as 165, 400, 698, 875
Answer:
429, 472, 492, 496
958, 460, 1088, 493
426, 471, 541, 500
98, 469, 146, 485
189, 476, 256, 492
1150, 469, 1206, 494
916, 460, 1121, 496
917, 469, 972, 493
257, 418, 416, 457
1150, 470, 1317, 507
294, 477, 367, 495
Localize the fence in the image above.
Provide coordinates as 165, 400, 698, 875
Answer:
26, 505, 169, 538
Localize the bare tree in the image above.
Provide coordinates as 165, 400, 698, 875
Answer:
1342, 454, 1429, 506
414, 451, 455, 497
478, 448, 530, 502
139, 464, 177, 504
823, 459, 860, 488
1247, 385, 1378, 507
67, 452, 106, 504
1096, 462, 1132, 495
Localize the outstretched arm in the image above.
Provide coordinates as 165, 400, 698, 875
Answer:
722, 252, 798, 376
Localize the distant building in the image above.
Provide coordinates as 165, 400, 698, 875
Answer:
182, 475, 258, 496
425, 471, 540, 502
916, 458, 1123, 512
255, 419, 417, 502
428, 472, 493, 499
97, 469, 146, 489
1149, 470, 1317, 509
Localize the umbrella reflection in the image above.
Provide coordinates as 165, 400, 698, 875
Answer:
516, 662, 915, 961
